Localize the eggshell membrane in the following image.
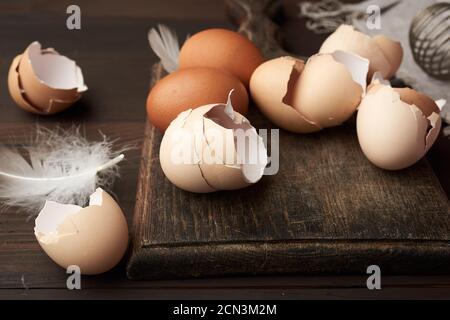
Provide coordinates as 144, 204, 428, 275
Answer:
16, 42, 87, 114
147, 67, 249, 132
159, 102, 266, 193
357, 85, 441, 170
34, 189, 129, 275
7, 54, 43, 114
200, 107, 253, 190
290, 51, 368, 127
249, 57, 320, 133
179, 28, 264, 87
319, 25, 403, 79
204, 101, 267, 184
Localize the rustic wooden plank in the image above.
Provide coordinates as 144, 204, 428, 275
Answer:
1, 0, 450, 299
127, 0, 450, 279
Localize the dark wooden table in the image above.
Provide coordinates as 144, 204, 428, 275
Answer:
1, 0, 450, 300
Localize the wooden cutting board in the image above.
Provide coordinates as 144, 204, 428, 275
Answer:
127, 0, 450, 280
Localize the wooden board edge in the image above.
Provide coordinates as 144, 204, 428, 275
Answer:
127, 240, 450, 280
129, 63, 164, 268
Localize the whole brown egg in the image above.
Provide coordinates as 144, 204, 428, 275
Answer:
146, 67, 248, 132
178, 29, 264, 87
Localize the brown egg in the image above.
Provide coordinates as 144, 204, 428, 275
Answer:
147, 67, 248, 132
179, 28, 264, 87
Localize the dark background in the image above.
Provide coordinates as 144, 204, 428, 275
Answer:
1, 0, 450, 299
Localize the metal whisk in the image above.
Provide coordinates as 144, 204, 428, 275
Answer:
409, 2, 450, 80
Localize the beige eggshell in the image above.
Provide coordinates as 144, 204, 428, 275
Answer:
291, 51, 368, 127
319, 25, 403, 79
34, 188, 129, 275
159, 109, 215, 193
7, 54, 43, 114
394, 87, 441, 153
249, 56, 320, 133
357, 85, 441, 170
372, 35, 403, 79
200, 107, 251, 190
11, 41, 87, 114
159, 98, 267, 193
202, 103, 267, 185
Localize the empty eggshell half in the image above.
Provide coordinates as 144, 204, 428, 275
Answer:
250, 51, 369, 133
357, 84, 443, 170
160, 91, 268, 193
34, 188, 129, 275
319, 25, 403, 79
8, 41, 87, 115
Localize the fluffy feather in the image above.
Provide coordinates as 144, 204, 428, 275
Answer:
0, 127, 125, 212
148, 24, 180, 73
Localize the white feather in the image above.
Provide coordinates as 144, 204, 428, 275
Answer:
0, 127, 125, 212
148, 24, 180, 73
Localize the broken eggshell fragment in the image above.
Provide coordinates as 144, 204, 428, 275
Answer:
159, 91, 268, 193
34, 188, 129, 275
8, 41, 87, 115
357, 84, 443, 170
319, 25, 403, 79
249, 51, 369, 133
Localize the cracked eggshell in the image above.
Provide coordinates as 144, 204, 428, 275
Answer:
7, 54, 38, 113
34, 188, 129, 275
159, 98, 267, 193
147, 67, 248, 132
199, 104, 266, 190
319, 25, 403, 79
290, 51, 369, 128
8, 41, 87, 115
250, 52, 368, 132
357, 85, 442, 170
179, 28, 264, 87
159, 108, 216, 193
249, 57, 320, 133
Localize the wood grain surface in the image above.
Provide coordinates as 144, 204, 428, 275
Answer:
1, 0, 450, 299
127, 0, 450, 280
